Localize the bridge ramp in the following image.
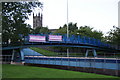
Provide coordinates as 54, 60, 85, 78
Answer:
21, 48, 44, 56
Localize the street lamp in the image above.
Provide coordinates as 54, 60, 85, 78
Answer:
67, 0, 69, 38
67, 0, 69, 57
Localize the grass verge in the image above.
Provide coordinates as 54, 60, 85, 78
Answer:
30, 47, 84, 57
30, 47, 58, 56
2, 64, 120, 78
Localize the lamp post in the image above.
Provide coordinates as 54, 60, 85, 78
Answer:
67, 0, 69, 57
67, 0, 69, 38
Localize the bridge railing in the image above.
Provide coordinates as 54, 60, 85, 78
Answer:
2, 33, 120, 50
21, 33, 120, 50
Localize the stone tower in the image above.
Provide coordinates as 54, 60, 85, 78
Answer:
33, 12, 43, 29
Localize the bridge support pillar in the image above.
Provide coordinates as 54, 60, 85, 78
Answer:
11, 49, 15, 64
20, 48, 25, 64
11, 48, 25, 64
93, 49, 97, 57
85, 49, 97, 57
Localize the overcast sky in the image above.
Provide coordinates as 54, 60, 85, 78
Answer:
25, 0, 120, 35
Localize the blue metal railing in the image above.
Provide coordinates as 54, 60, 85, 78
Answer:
22, 33, 120, 50
2, 33, 120, 50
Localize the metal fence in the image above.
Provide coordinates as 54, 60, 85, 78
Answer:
1, 55, 12, 64
1, 47, 120, 76
23, 47, 120, 76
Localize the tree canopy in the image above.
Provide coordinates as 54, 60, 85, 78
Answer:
54, 22, 78, 34
106, 26, 120, 46
2, 2, 43, 44
54, 23, 103, 40
73, 26, 103, 40
32, 26, 51, 34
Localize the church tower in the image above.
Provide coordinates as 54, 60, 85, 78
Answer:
33, 12, 43, 29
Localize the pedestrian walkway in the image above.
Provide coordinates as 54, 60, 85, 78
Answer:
22, 48, 43, 56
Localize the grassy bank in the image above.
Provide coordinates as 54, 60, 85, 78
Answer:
30, 47, 120, 58
30, 47, 59, 56
30, 47, 84, 57
2, 64, 119, 78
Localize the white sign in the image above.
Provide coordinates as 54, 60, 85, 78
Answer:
49, 35, 62, 41
29, 35, 46, 42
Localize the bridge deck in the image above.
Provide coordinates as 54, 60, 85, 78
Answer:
2, 34, 120, 53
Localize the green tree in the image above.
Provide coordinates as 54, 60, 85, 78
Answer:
68, 22, 78, 33
32, 26, 51, 34
72, 26, 93, 36
2, 2, 43, 44
91, 30, 103, 40
54, 22, 78, 34
72, 26, 103, 40
107, 26, 120, 46
54, 24, 103, 40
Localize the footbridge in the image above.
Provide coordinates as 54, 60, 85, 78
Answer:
2, 34, 120, 52
2, 33, 120, 62
2, 34, 120, 76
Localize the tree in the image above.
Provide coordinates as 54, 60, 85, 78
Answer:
54, 22, 78, 34
91, 30, 103, 40
32, 26, 51, 34
2, 2, 43, 44
54, 24, 104, 40
72, 26, 103, 40
107, 26, 120, 46
68, 22, 78, 33
72, 26, 93, 36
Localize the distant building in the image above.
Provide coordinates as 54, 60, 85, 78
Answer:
33, 12, 43, 29
49, 29, 58, 33
118, 1, 120, 27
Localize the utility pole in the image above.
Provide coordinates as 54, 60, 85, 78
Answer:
67, 0, 69, 38
67, 0, 69, 57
